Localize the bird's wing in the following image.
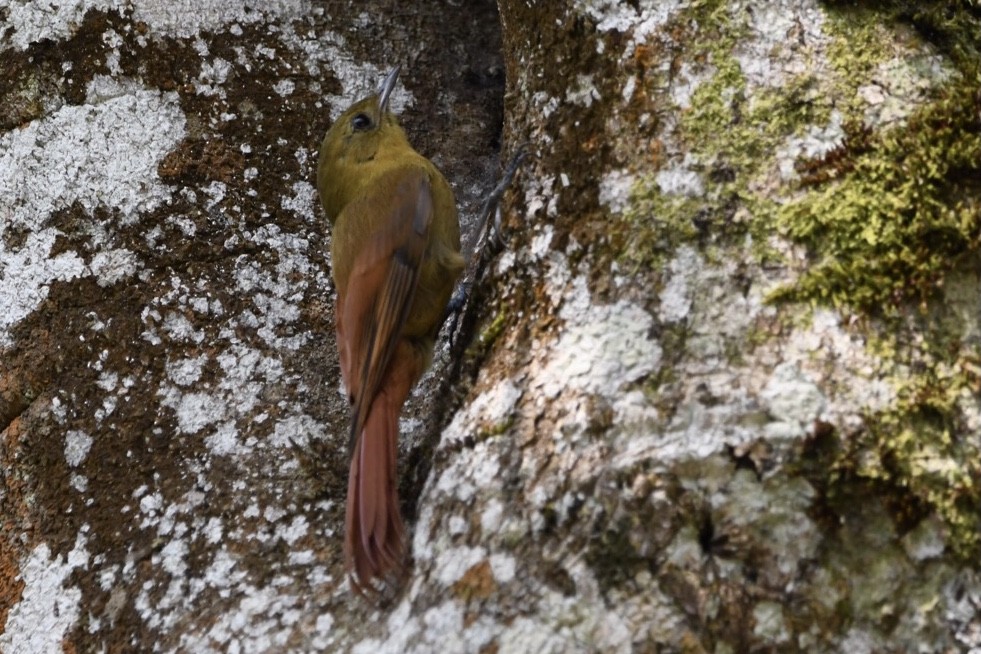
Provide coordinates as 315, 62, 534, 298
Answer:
342, 170, 433, 450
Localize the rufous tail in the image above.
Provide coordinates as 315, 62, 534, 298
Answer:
344, 389, 405, 593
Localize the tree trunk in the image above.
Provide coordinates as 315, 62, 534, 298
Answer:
2, 1, 979, 652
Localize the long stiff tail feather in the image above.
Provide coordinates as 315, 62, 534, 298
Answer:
344, 389, 406, 594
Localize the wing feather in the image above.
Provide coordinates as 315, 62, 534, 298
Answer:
345, 171, 433, 450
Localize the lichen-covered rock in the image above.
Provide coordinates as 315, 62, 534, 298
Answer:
2, 0, 980, 652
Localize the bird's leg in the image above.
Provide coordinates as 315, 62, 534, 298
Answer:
444, 144, 529, 342
472, 143, 529, 256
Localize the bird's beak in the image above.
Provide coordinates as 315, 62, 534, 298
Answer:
377, 66, 401, 115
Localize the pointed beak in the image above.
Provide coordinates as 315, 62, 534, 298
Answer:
377, 66, 401, 115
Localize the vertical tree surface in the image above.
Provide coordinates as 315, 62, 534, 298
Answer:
2, 0, 980, 651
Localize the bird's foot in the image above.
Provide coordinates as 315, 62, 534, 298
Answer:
444, 145, 529, 346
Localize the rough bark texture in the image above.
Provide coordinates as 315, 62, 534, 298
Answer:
0, 1, 503, 651
2, 0, 981, 652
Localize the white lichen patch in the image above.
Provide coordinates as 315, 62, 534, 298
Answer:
496, 585, 633, 654
532, 274, 661, 403
901, 516, 946, 562
643, 251, 888, 463
277, 24, 413, 120
273, 78, 296, 97
0, 82, 185, 344
432, 440, 501, 506
166, 354, 209, 387
440, 377, 523, 448
733, 0, 829, 89
613, 252, 778, 465
530, 91, 561, 122
489, 553, 516, 584
161, 311, 206, 344
668, 61, 710, 110
0, 0, 126, 50
598, 169, 636, 215
0, 232, 86, 346
714, 471, 820, 578
753, 601, 791, 644
574, 0, 683, 56
859, 53, 956, 126
130, 487, 329, 646
235, 223, 321, 350
480, 500, 504, 535
157, 343, 285, 455
70, 473, 88, 492
64, 429, 94, 467
776, 309, 896, 428
775, 111, 845, 181
944, 570, 981, 649
529, 224, 554, 260
169, 583, 302, 652
356, 562, 635, 654
195, 57, 233, 97
655, 161, 704, 198
434, 545, 487, 587
88, 248, 141, 287
279, 515, 309, 546
280, 181, 318, 222
658, 245, 698, 323
132, 0, 311, 40
759, 363, 826, 437
167, 391, 230, 436
0, 532, 89, 654
0, 87, 184, 224
566, 73, 601, 107
270, 413, 326, 449
523, 173, 560, 220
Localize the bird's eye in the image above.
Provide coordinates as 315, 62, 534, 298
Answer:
351, 113, 372, 131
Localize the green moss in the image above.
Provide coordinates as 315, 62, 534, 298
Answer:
793, 293, 981, 560
771, 83, 981, 314
617, 0, 981, 561
796, 372, 981, 560
479, 309, 507, 346
465, 307, 507, 363
825, 0, 981, 71
823, 6, 897, 123
835, 367, 981, 557
767, 1, 981, 560
621, 0, 980, 279
787, 4, 981, 314
477, 414, 514, 441
618, 3, 830, 269
776, 89, 981, 555
620, 188, 703, 268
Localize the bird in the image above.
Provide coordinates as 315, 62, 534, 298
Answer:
316, 67, 465, 593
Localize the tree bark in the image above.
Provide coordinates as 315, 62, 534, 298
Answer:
2, 0, 980, 652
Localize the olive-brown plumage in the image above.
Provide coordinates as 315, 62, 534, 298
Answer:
316, 67, 464, 593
